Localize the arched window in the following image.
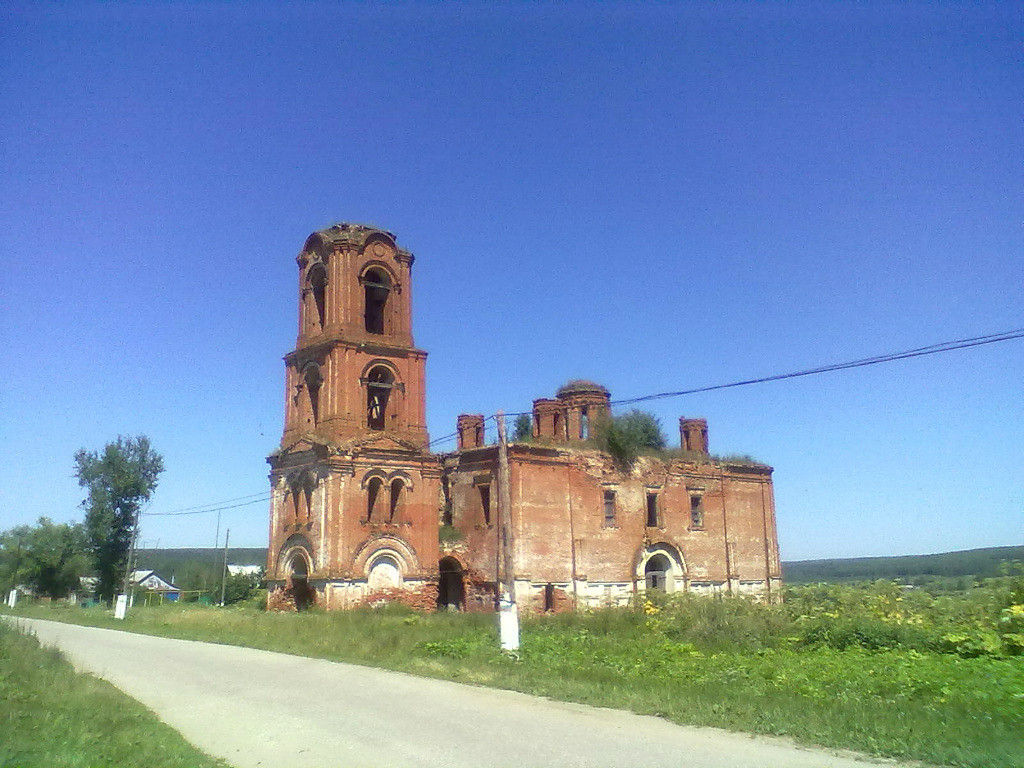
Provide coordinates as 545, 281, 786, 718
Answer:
580, 406, 589, 439
366, 477, 383, 522
288, 473, 315, 524
308, 263, 327, 329
553, 411, 563, 439
366, 366, 394, 430
302, 363, 323, 426
363, 268, 390, 334
389, 478, 404, 523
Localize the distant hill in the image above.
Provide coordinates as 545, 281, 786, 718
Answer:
783, 545, 1024, 583
135, 548, 267, 577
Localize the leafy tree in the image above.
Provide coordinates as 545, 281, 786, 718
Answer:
224, 569, 265, 605
0, 524, 32, 592
595, 409, 666, 468
512, 413, 532, 442
74, 435, 164, 603
24, 518, 89, 598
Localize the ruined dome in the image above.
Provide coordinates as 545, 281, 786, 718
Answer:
301, 223, 398, 254
556, 380, 610, 398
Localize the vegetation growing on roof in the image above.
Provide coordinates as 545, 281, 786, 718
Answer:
556, 379, 609, 396
594, 409, 666, 469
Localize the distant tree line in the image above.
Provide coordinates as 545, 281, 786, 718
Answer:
783, 546, 1024, 584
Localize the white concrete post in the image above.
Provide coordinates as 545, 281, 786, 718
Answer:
498, 597, 520, 651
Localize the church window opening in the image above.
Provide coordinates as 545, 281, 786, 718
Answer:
646, 492, 659, 528
441, 476, 453, 526
290, 485, 301, 523
300, 477, 313, 524
308, 264, 327, 329
366, 366, 394, 430
543, 583, 556, 612
603, 490, 616, 526
389, 479, 404, 523
479, 484, 491, 525
553, 411, 563, 439
367, 477, 383, 522
363, 268, 390, 334
580, 407, 589, 439
690, 495, 705, 529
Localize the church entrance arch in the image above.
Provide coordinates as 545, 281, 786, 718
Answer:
637, 543, 685, 593
644, 553, 672, 592
287, 552, 315, 610
437, 557, 465, 611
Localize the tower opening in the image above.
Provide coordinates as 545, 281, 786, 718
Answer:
363, 268, 390, 334
308, 263, 327, 329
366, 366, 394, 430
302, 363, 323, 426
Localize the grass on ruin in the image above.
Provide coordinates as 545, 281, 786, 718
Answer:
0, 619, 228, 768
6, 577, 1024, 768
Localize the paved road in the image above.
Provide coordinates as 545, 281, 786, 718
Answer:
12, 617, 902, 768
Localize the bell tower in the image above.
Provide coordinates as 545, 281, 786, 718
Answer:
281, 223, 429, 447
267, 224, 440, 610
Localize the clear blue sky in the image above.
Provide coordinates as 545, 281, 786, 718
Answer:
1, 2, 1020, 560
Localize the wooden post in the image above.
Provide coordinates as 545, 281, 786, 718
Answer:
496, 412, 515, 603
120, 512, 140, 612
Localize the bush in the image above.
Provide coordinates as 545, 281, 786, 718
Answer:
594, 410, 666, 468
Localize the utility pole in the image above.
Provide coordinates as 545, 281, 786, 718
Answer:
117, 509, 141, 618
220, 528, 230, 606
496, 412, 519, 650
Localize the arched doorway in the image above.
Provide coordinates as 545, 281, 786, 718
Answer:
645, 553, 672, 592
288, 554, 315, 610
437, 557, 464, 611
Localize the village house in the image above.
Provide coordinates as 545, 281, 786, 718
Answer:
266, 224, 781, 610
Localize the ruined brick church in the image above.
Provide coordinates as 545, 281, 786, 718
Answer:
266, 224, 781, 610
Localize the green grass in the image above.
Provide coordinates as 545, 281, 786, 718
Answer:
0, 619, 228, 768
6, 583, 1024, 768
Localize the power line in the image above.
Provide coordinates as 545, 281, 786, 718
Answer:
143, 494, 273, 517
142, 491, 271, 517
611, 328, 1024, 407
141, 327, 1023, 519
